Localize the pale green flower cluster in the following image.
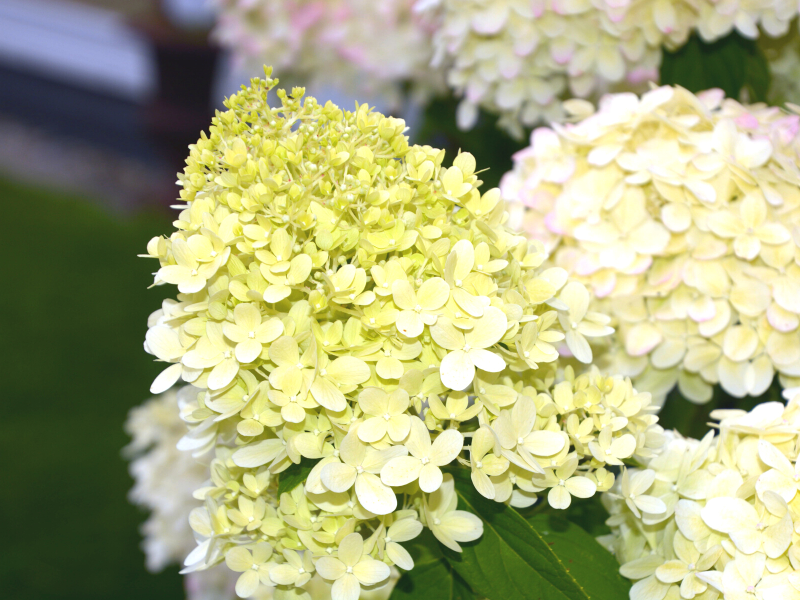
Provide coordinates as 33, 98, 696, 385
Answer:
140, 69, 662, 600
502, 85, 800, 404
602, 393, 800, 600
419, 0, 798, 133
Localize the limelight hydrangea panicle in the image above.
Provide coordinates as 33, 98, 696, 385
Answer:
141, 68, 663, 599
502, 84, 800, 404
212, 0, 442, 107
601, 392, 800, 600
419, 0, 799, 133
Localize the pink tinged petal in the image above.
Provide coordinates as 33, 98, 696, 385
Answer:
352, 558, 391, 586
355, 473, 397, 515
625, 323, 662, 357
321, 462, 357, 493
768, 303, 799, 332
469, 348, 506, 372
315, 556, 347, 581
440, 350, 475, 391
380, 456, 422, 487
419, 463, 444, 493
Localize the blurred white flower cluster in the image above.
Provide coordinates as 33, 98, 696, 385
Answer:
212, 0, 442, 107
502, 85, 800, 404
602, 392, 800, 600
133, 68, 670, 600
418, 0, 798, 133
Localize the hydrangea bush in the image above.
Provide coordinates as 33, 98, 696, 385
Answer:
136, 69, 667, 599
212, 0, 442, 108
419, 0, 798, 133
602, 392, 800, 600
502, 85, 800, 404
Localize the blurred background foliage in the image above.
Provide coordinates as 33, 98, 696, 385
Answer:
0, 1, 790, 598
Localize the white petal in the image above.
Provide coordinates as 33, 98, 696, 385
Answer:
355, 473, 397, 515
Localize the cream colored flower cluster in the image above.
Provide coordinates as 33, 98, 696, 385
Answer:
502, 85, 800, 404
212, 0, 441, 107
601, 393, 800, 600
420, 0, 798, 132
126, 386, 210, 573
140, 69, 663, 599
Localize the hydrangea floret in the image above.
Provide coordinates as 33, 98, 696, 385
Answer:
602, 391, 800, 600
502, 84, 800, 404
141, 68, 663, 599
419, 0, 798, 133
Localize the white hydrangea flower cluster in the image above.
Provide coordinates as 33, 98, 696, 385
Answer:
419, 0, 799, 132
139, 69, 663, 600
601, 393, 800, 600
126, 386, 210, 573
212, 0, 442, 107
501, 85, 800, 404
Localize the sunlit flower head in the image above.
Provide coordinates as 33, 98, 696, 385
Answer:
503, 85, 800, 404
139, 68, 662, 599
602, 392, 800, 600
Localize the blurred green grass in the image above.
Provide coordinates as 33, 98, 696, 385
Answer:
0, 178, 184, 599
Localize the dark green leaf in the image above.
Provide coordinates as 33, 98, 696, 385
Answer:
276, 458, 316, 496
390, 530, 477, 600
526, 513, 630, 597
659, 31, 771, 102
414, 97, 527, 191
442, 471, 630, 600
657, 377, 780, 440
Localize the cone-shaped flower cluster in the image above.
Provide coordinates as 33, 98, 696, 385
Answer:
139, 69, 664, 599
502, 85, 800, 404
212, 0, 441, 107
602, 393, 800, 600
420, 0, 798, 133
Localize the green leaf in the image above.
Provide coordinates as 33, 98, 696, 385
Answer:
441, 471, 630, 600
414, 97, 527, 191
276, 458, 316, 496
390, 530, 477, 600
526, 513, 631, 597
659, 31, 771, 102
